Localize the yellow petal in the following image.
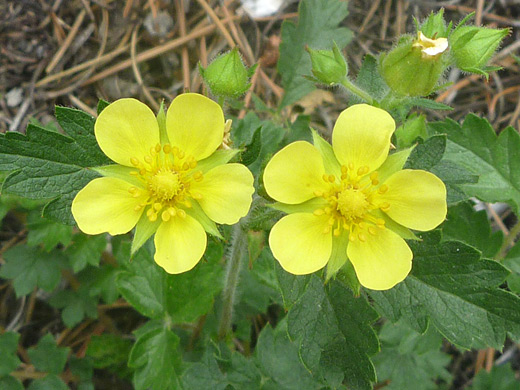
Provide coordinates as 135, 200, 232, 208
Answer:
347, 227, 412, 290
263, 141, 329, 204
332, 104, 395, 172
154, 214, 207, 274
269, 213, 332, 275
378, 169, 447, 231
71, 177, 146, 235
166, 93, 224, 161
191, 163, 254, 225
95, 99, 160, 167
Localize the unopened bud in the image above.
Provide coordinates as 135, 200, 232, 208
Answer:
306, 42, 348, 85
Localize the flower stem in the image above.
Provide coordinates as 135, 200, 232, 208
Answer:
340, 77, 374, 105
495, 219, 520, 261
218, 218, 248, 340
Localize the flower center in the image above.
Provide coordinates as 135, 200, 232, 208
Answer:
413, 31, 448, 58
127, 143, 204, 222
314, 164, 390, 241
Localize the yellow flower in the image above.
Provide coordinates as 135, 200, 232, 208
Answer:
72, 93, 254, 273
263, 104, 447, 290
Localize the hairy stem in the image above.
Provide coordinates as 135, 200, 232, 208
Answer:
340, 77, 374, 105
218, 218, 249, 339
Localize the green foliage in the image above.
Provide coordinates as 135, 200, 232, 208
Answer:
370, 232, 520, 349
430, 115, 520, 213
278, 274, 379, 390
86, 334, 133, 369
404, 134, 478, 205
277, 0, 352, 108
372, 322, 451, 390
0, 245, 67, 296
443, 202, 503, 258
65, 233, 107, 273
117, 243, 223, 322
27, 334, 70, 375
470, 364, 520, 390
49, 286, 99, 327
0, 106, 109, 224
128, 327, 183, 390
26, 212, 73, 251
27, 375, 68, 390
504, 241, 520, 294
0, 376, 23, 390
0, 332, 21, 377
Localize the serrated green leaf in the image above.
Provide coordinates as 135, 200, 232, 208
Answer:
277, 0, 352, 108
49, 286, 98, 328
370, 231, 520, 349
255, 324, 324, 390
0, 332, 21, 376
0, 245, 67, 296
128, 328, 183, 390
27, 334, 70, 375
372, 322, 451, 390
284, 115, 312, 144
404, 134, 478, 205
79, 264, 119, 304
86, 334, 132, 369
405, 97, 453, 111
65, 233, 107, 273
285, 276, 379, 390
0, 109, 108, 224
470, 364, 520, 390
274, 261, 311, 309
27, 374, 68, 390
26, 212, 73, 251
182, 347, 229, 390
443, 202, 503, 258
0, 376, 23, 390
117, 244, 223, 321
430, 115, 520, 213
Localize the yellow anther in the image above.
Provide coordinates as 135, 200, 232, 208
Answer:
349, 233, 356, 242
184, 199, 192, 208
358, 221, 366, 229
163, 144, 172, 154
153, 202, 162, 211
128, 186, 137, 194
134, 205, 143, 211
149, 213, 158, 222
348, 162, 354, 170
328, 174, 335, 183
155, 144, 162, 153
178, 150, 185, 159
357, 166, 369, 176
172, 146, 179, 155
189, 160, 197, 169
358, 233, 367, 242
139, 168, 146, 176
150, 147, 157, 156
177, 209, 186, 218
380, 202, 390, 211
130, 157, 140, 166
191, 192, 203, 200
376, 218, 386, 227
129, 171, 139, 176
378, 184, 389, 194
333, 227, 341, 237
368, 226, 377, 235
144, 155, 153, 164
146, 208, 154, 217
162, 210, 171, 222
322, 174, 329, 182
313, 209, 325, 216
193, 171, 203, 182
324, 207, 332, 214
314, 190, 323, 197
328, 217, 335, 226
182, 162, 189, 171
370, 172, 378, 181
168, 207, 176, 216
372, 179, 379, 186
323, 226, 331, 234
341, 165, 348, 174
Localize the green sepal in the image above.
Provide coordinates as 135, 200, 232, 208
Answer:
336, 259, 361, 297
326, 231, 349, 281
156, 100, 169, 145
131, 213, 161, 256
377, 147, 415, 183
93, 164, 142, 187
372, 209, 420, 240
186, 200, 223, 239
97, 99, 110, 115
271, 197, 327, 214
311, 128, 341, 177
196, 149, 240, 173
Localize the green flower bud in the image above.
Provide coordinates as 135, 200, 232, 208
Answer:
450, 26, 509, 76
419, 9, 449, 38
380, 32, 448, 96
395, 114, 427, 148
199, 47, 257, 98
306, 42, 348, 85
